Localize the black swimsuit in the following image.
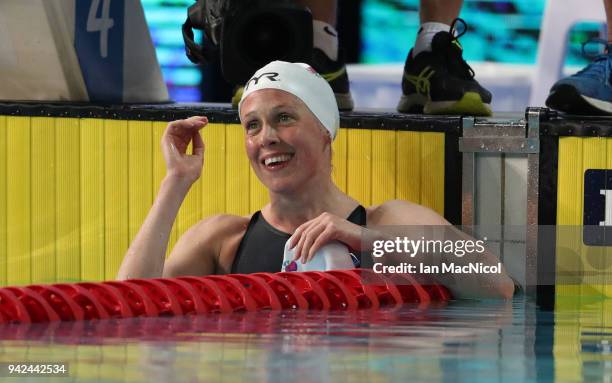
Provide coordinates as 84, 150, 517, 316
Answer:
230, 205, 368, 273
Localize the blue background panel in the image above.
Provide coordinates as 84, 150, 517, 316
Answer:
361, 0, 605, 66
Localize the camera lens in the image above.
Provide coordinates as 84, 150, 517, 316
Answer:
220, 4, 313, 84
241, 13, 294, 65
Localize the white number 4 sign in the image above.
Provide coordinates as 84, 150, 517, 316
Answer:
87, 0, 114, 58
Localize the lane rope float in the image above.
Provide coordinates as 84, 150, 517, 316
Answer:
0, 269, 451, 323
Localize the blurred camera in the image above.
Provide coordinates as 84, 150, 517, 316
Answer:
183, 0, 313, 85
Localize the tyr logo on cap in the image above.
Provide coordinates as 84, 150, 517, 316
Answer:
244, 72, 280, 91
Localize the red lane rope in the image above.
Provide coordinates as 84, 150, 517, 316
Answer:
102, 281, 159, 317
0, 289, 32, 323
275, 272, 331, 310
53, 284, 110, 320
0, 269, 451, 324
251, 273, 309, 310
301, 271, 360, 310
5, 287, 61, 322
153, 278, 210, 315
224, 275, 283, 311
76, 282, 133, 318
176, 277, 233, 313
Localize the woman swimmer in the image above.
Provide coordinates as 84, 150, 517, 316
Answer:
117, 61, 514, 299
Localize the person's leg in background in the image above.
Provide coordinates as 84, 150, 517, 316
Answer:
397, 0, 492, 116
545, 0, 612, 115
414, 0, 463, 55
296, 0, 354, 111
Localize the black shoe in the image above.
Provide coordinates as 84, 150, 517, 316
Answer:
397, 19, 492, 116
311, 48, 354, 111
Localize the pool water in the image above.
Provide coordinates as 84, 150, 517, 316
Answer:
0, 296, 609, 382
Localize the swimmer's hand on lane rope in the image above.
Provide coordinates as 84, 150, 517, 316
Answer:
162, 116, 208, 185
288, 212, 363, 264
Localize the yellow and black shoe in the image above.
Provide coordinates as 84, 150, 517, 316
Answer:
397, 19, 492, 116
231, 85, 244, 108
311, 48, 354, 111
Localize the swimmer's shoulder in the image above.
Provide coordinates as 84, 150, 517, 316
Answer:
179, 213, 250, 243
212, 214, 255, 274
198, 213, 251, 235
164, 213, 251, 277
366, 199, 449, 225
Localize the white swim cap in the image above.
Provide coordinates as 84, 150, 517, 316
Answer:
238, 61, 339, 140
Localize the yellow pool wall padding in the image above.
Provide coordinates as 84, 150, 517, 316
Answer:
556, 136, 612, 298
0, 116, 445, 285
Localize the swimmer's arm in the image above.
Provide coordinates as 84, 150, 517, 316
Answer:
164, 214, 247, 277
371, 200, 515, 299
117, 175, 192, 280
162, 217, 220, 278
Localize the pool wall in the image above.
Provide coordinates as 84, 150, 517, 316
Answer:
2, 103, 611, 306
0, 104, 456, 285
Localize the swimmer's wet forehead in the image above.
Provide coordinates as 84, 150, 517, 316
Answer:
240, 90, 310, 120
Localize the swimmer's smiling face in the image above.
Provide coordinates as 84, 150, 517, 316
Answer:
240, 89, 332, 193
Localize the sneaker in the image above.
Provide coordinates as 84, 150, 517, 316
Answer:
546, 40, 612, 115
397, 19, 492, 116
311, 48, 354, 111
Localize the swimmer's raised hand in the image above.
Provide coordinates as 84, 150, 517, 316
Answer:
162, 116, 208, 184
117, 116, 208, 280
